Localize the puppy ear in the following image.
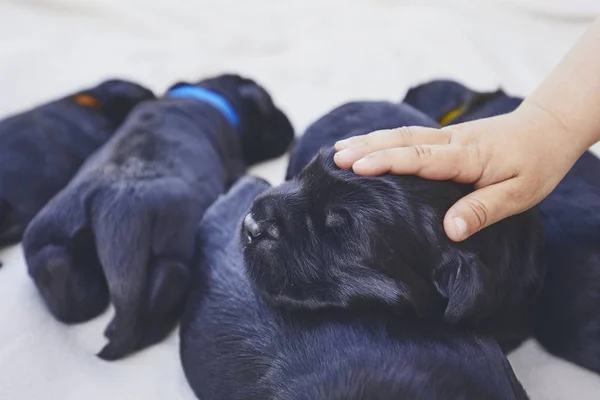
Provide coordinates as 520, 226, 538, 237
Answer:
100, 96, 140, 127
433, 249, 492, 324
237, 82, 294, 165
239, 82, 273, 115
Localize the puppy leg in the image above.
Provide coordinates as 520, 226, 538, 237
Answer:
23, 192, 109, 322
133, 182, 225, 353
95, 183, 203, 360
101, 257, 189, 355
92, 190, 152, 361
133, 223, 194, 352
133, 177, 272, 353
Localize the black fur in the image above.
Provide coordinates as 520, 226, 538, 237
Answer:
243, 101, 545, 351
285, 101, 436, 180
0, 79, 154, 248
23, 74, 294, 360
180, 176, 529, 400
535, 150, 600, 373
405, 79, 600, 373
403, 79, 523, 125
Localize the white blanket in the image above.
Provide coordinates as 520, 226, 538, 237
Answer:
0, 1, 599, 399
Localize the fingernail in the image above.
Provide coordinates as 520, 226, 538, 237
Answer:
452, 217, 468, 240
334, 149, 349, 161
336, 147, 361, 161
333, 151, 345, 166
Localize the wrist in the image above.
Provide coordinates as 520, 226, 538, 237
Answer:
517, 98, 592, 158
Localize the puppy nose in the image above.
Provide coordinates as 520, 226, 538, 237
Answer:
243, 213, 261, 240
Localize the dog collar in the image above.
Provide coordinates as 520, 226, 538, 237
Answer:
167, 85, 240, 127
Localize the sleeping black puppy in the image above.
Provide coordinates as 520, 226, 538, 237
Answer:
535, 150, 600, 374
0, 80, 154, 249
403, 79, 600, 373
243, 101, 545, 351
23, 74, 294, 360
180, 175, 529, 400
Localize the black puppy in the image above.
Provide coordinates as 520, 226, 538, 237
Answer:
402, 79, 523, 125
0, 79, 154, 248
23, 74, 294, 360
243, 101, 545, 351
535, 150, 600, 373
403, 79, 600, 373
180, 176, 529, 400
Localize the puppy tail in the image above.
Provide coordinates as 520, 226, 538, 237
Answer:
92, 194, 152, 361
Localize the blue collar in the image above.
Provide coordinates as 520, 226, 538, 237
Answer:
167, 85, 240, 127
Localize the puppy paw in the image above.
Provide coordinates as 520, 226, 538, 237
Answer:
97, 308, 145, 361
97, 335, 139, 361
103, 319, 116, 339
147, 259, 190, 314
27, 243, 109, 323
97, 259, 190, 360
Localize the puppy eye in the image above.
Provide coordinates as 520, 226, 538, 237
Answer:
267, 223, 281, 239
325, 211, 345, 229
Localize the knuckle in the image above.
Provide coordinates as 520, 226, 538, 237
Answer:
446, 126, 476, 146
461, 144, 485, 181
443, 127, 461, 143
392, 126, 415, 141
411, 144, 432, 159
463, 144, 483, 167
464, 143, 480, 159
464, 198, 489, 230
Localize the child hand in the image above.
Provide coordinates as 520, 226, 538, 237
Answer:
334, 101, 587, 241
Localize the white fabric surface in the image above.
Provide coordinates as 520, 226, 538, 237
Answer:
0, 1, 599, 399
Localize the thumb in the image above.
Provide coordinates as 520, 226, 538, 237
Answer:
443, 179, 527, 242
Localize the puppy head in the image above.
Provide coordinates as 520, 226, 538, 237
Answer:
76, 79, 155, 128
193, 74, 295, 165
243, 149, 494, 322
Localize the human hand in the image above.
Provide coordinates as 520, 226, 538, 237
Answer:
333, 101, 589, 242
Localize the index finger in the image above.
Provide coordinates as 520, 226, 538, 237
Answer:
334, 127, 450, 169
351, 144, 483, 183
334, 126, 449, 150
